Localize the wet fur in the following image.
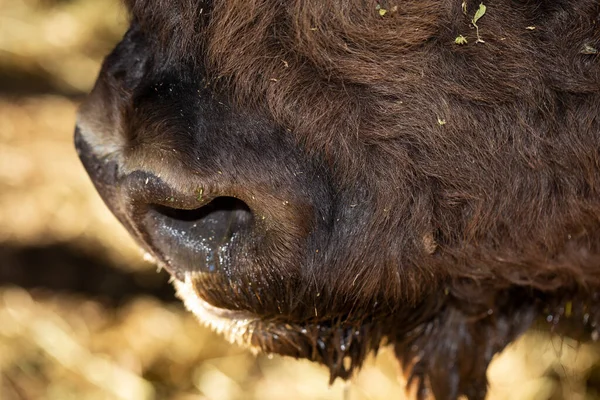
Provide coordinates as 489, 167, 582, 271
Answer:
98, 0, 600, 398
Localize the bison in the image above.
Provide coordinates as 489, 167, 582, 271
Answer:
74, 0, 600, 398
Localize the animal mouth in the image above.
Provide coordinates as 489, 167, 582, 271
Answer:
173, 273, 385, 383
145, 197, 271, 346
173, 275, 259, 345
146, 198, 387, 381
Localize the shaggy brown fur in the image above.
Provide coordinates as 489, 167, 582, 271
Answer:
75, 1, 600, 399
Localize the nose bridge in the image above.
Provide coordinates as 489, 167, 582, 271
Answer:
79, 20, 292, 190
119, 71, 313, 197
78, 49, 327, 204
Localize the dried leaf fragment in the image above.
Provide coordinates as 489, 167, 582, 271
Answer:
581, 44, 598, 55
455, 35, 468, 45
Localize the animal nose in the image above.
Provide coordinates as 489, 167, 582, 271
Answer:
75, 127, 256, 282
74, 121, 327, 306
73, 21, 333, 317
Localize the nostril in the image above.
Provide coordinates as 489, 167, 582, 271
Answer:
142, 197, 254, 279
151, 197, 252, 224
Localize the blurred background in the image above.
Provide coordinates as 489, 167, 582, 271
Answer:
1, 0, 600, 399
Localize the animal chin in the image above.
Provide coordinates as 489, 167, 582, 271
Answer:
173, 272, 385, 382
173, 275, 259, 348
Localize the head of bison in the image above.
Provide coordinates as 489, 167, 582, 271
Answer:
75, 0, 600, 398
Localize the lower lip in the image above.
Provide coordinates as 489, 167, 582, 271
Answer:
173, 274, 257, 347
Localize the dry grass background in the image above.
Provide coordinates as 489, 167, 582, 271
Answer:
1, 1, 600, 399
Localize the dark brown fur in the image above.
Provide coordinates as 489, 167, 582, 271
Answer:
76, 1, 600, 399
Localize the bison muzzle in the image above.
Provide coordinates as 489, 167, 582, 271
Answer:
74, 0, 600, 399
